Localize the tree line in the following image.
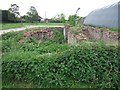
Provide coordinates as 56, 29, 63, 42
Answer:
1, 4, 40, 23
1, 4, 85, 26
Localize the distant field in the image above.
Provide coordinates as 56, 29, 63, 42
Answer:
1, 23, 64, 30
109, 28, 119, 32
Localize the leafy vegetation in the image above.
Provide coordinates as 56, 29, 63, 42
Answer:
51, 13, 66, 23
8, 4, 20, 22
52, 30, 65, 44
2, 29, 67, 53
25, 6, 39, 23
2, 29, 119, 88
68, 15, 80, 26
2, 43, 119, 88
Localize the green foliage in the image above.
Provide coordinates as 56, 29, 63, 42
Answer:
8, 4, 19, 15
52, 30, 65, 44
51, 13, 66, 23
2, 31, 24, 52
2, 28, 67, 53
2, 43, 119, 88
26, 6, 39, 23
68, 15, 76, 26
68, 15, 79, 26
8, 4, 20, 22
2, 30, 119, 88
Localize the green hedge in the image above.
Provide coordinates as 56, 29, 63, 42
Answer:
2, 44, 119, 88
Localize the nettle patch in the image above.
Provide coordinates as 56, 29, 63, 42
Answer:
2, 44, 119, 88
19, 27, 64, 43
19, 28, 53, 43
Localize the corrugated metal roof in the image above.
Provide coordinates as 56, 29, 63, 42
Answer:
83, 2, 119, 28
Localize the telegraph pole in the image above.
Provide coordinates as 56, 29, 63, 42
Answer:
44, 11, 46, 23
45, 11, 48, 23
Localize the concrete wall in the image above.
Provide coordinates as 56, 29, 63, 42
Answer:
67, 26, 119, 45
67, 31, 77, 45
85, 27, 119, 42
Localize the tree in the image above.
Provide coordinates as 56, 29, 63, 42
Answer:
68, 15, 79, 26
8, 4, 20, 22
26, 6, 39, 22
60, 13, 66, 23
20, 15, 27, 22
53, 13, 66, 23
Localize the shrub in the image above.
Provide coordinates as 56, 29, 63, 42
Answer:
2, 31, 23, 52
2, 44, 119, 88
52, 30, 65, 44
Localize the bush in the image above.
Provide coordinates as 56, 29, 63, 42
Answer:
2, 31, 23, 52
2, 28, 66, 53
52, 30, 65, 44
2, 44, 119, 88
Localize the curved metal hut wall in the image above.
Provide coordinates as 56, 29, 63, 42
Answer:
83, 2, 120, 28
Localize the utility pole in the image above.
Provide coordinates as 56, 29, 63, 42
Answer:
45, 11, 48, 23
45, 11, 46, 23
45, 11, 46, 19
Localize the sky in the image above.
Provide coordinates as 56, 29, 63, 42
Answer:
0, 0, 119, 19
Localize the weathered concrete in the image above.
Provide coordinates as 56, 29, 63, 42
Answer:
82, 27, 119, 43
67, 26, 119, 45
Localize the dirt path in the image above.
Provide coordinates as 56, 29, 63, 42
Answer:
0, 25, 64, 35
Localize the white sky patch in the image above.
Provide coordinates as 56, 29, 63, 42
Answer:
0, 0, 119, 19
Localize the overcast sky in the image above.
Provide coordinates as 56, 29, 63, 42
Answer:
0, 0, 119, 19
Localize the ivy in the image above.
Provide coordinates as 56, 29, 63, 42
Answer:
2, 45, 119, 88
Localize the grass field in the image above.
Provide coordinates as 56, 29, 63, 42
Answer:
1, 23, 119, 33
1, 23, 64, 30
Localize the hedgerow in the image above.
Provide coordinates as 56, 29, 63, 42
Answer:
2, 44, 119, 88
